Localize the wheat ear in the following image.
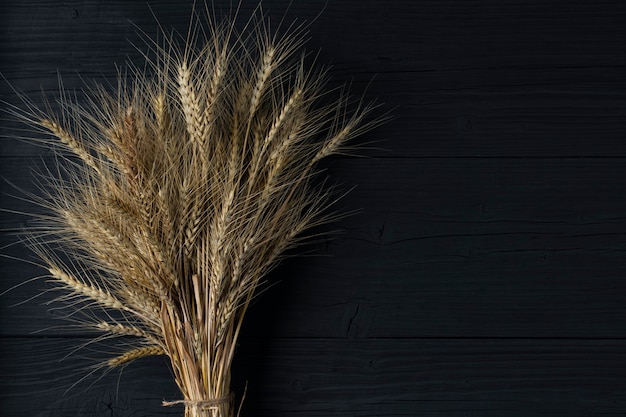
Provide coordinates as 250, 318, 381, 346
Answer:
18, 6, 384, 417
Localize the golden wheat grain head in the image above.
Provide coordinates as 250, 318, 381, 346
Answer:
12, 4, 386, 416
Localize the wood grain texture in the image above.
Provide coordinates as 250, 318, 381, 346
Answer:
2, 0, 626, 416
2, 338, 626, 417
3, 158, 626, 338
1, 1, 625, 158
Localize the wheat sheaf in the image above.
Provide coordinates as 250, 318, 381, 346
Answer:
15, 4, 382, 417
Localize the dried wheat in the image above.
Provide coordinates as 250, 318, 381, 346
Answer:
19, 5, 384, 417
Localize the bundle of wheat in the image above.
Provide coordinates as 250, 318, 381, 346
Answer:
15, 5, 382, 417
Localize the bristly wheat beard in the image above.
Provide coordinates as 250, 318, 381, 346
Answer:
13, 3, 385, 416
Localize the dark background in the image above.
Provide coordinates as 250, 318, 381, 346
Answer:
2, 1, 626, 416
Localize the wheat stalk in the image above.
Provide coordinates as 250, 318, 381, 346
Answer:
19, 5, 384, 417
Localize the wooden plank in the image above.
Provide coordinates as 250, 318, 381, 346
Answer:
2, 1, 626, 157
3, 157, 626, 338
2, 337, 626, 416
2, 1, 624, 76
0, 337, 180, 416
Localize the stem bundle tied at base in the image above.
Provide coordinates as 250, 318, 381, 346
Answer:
20, 6, 382, 417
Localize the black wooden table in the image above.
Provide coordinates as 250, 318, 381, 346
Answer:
2, 1, 626, 416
